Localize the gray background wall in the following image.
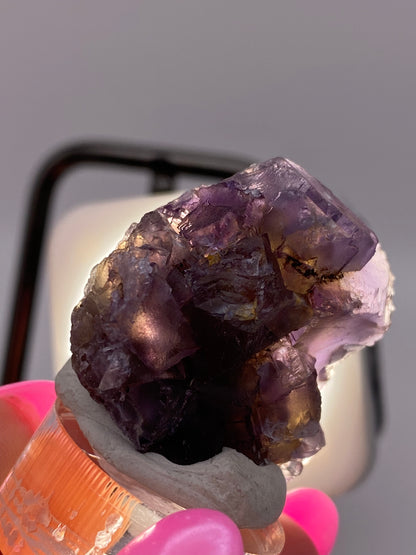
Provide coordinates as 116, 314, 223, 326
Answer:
0, 2, 414, 553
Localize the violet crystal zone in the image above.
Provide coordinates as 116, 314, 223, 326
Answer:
71, 157, 392, 468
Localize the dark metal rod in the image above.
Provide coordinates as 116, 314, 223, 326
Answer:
364, 344, 384, 433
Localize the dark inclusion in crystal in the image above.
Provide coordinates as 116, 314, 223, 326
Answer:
71, 157, 385, 466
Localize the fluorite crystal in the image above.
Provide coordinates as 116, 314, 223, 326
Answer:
71, 157, 393, 467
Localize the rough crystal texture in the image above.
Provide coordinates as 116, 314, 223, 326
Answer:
71, 157, 392, 467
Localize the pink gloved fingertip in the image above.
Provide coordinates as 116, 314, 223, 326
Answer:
118, 508, 244, 555
0, 380, 56, 428
283, 488, 339, 555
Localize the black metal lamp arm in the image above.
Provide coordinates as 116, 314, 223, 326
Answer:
1, 141, 252, 385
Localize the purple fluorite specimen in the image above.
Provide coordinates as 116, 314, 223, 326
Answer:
71, 157, 392, 466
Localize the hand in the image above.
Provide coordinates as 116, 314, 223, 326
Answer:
0, 382, 338, 554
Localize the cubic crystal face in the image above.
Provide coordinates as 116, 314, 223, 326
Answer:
71, 157, 392, 467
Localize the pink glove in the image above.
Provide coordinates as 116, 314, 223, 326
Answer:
118, 508, 244, 555
119, 490, 338, 555
0, 380, 56, 482
283, 488, 339, 555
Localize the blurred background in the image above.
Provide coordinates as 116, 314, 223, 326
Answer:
0, 2, 413, 553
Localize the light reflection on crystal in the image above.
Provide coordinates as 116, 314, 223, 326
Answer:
71, 157, 393, 470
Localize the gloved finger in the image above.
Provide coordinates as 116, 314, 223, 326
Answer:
0, 380, 56, 423
117, 508, 244, 555
0, 397, 35, 482
283, 488, 339, 555
0, 380, 56, 482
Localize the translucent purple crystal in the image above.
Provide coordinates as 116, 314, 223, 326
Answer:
70, 157, 392, 466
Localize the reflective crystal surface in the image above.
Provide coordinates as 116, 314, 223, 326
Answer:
71, 157, 392, 466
